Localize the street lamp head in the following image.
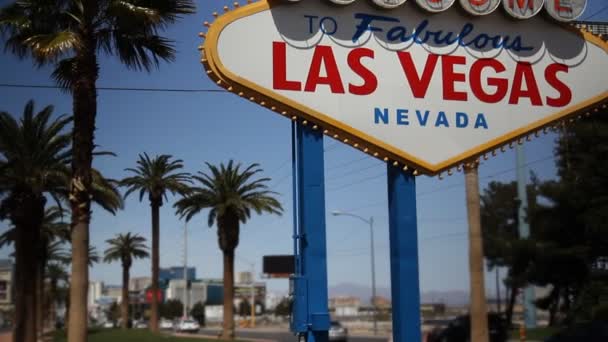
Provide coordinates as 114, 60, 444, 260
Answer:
331, 210, 343, 216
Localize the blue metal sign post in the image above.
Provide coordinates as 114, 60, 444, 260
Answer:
387, 166, 422, 342
291, 122, 330, 342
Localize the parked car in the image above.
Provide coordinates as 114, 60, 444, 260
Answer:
329, 321, 348, 342
134, 320, 149, 329
176, 319, 200, 333
102, 321, 115, 329
545, 321, 608, 342
160, 318, 174, 330
426, 313, 508, 342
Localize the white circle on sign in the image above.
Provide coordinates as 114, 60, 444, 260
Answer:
502, 0, 546, 19
415, 0, 456, 13
545, 0, 587, 22
327, 0, 357, 5
460, 0, 501, 16
371, 0, 408, 9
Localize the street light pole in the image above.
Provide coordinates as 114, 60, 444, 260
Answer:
332, 211, 377, 336
369, 216, 377, 336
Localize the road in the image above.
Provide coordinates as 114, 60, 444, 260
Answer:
199, 328, 390, 342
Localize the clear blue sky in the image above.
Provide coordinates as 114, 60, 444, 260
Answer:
0, 1, 606, 297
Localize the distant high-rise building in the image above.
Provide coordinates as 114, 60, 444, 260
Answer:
0, 259, 14, 313
88, 281, 104, 307
165, 279, 207, 312
129, 276, 152, 291
104, 285, 123, 303
159, 266, 196, 286
236, 271, 253, 284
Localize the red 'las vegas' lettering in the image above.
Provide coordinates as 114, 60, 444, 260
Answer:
509, 62, 542, 106
271, 42, 572, 107
470, 59, 508, 104
347, 48, 377, 96
396, 52, 438, 99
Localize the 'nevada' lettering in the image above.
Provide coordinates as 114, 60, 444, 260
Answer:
373, 108, 489, 129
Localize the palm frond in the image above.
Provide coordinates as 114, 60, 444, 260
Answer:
24, 31, 78, 61
173, 161, 284, 246
51, 57, 76, 92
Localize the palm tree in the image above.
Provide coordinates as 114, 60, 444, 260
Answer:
0, 2, 195, 340
46, 263, 69, 331
0, 101, 71, 342
0, 206, 70, 335
174, 161, 283, 339
103, 233, 149, 330
120, 153, 191, 331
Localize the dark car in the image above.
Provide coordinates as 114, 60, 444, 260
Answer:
544, 321, 608, 342
427, 313, 508, 342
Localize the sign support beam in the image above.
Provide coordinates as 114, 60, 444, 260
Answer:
464, 164, 490, 342
292, 122, 330, 342
387, 166, 421, 342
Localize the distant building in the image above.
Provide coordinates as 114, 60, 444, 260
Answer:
104, 285, 123, 303
372, 296, 391, 310
420, 303, 446, 316
234, 282, 266, 304
88, 281, 104, 307
236, 271, 253, 284
265, 292, 286, 311
329, 296, 361, 317
0, 259, 14, 313
205, 305, 223, 323
159, 267, 196, 287
129, 277, 151, 292
165, 280, 207, 311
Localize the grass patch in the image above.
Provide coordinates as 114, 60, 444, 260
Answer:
509, 326, 561, 340
53, 329, 223, 342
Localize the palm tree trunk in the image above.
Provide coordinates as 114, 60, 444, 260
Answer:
506, 285, 518, 327
50, 280, 58, 334
67, 30, 98, 342
14, 223, 38, 342
465, 165, 489, 342
13, 193, 45, 342
222, 250, 235, 340
36, 261, 45, 341
150, 202, 160, 332
121, 265, 130, 329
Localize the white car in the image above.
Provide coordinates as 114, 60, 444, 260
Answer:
134, 320, 148, 329
102, 321, 115, 329
176, 319, 200, 333
160, 318, 174, 330
329, 321, 348, 342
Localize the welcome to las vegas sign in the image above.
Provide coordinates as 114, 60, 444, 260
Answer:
200, 0, 608, 176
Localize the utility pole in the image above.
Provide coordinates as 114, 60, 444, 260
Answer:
250, 264, 256, 328
331, 212, 377, 335
516, 144, 537, 328
496, 268, 501, 314
183, 222, 188, 319
369, 217, 377, 336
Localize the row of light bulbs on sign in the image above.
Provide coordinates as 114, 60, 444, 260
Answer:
285, 0, 587, 22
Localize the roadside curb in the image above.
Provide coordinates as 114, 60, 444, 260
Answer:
173, 332, 277, 342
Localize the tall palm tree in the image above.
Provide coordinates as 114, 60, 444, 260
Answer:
174, 161, 283, 339
120, 153, 191, 331
46, 263, 69, 331
103, 233, 149, 330
0, 2, 195, 340
0, 206, 70, 336
0, 101, 71, 342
